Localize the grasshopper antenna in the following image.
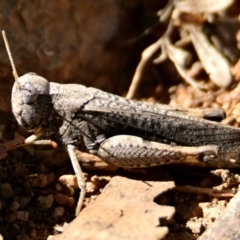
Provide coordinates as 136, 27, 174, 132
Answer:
2, 30, 19, 81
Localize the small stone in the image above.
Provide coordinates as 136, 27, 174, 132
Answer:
53, 207, 65, 219
59, 175, 78, 189
27, 174, 48, 188
54, 224, 64, 233
55, 183, 62, 191
36, 194, 54, 210
54, 193, 75, 207
16, 211, 29, 222
5, 213, 16, 223
11, 200, 20, 211
1, 183, 15, 199
86, 182, 97, 193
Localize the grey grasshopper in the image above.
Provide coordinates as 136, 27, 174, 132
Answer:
3, 31, 240, 215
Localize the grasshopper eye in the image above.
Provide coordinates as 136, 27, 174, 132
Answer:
17, 73, 50, 104
22, 82, 39, 104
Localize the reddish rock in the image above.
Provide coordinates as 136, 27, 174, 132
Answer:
54, 193, 75, 208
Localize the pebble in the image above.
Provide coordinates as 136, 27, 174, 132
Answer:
54, 193, 75, 207
86, 182, 97, 193
27, 174, 48, 188
28, 173, 56, 188
53, 207, 65, 219
59, 175, 78, 189
0, 183, 15, 199
36, 194, 54, 210
11, 200, 20, 211
16, 211, 29, 222
55, 183, 62, 191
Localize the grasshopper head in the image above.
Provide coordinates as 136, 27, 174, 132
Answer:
11, 72, 50, 130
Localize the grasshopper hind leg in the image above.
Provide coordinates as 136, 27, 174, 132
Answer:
98, 135, 220, 168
